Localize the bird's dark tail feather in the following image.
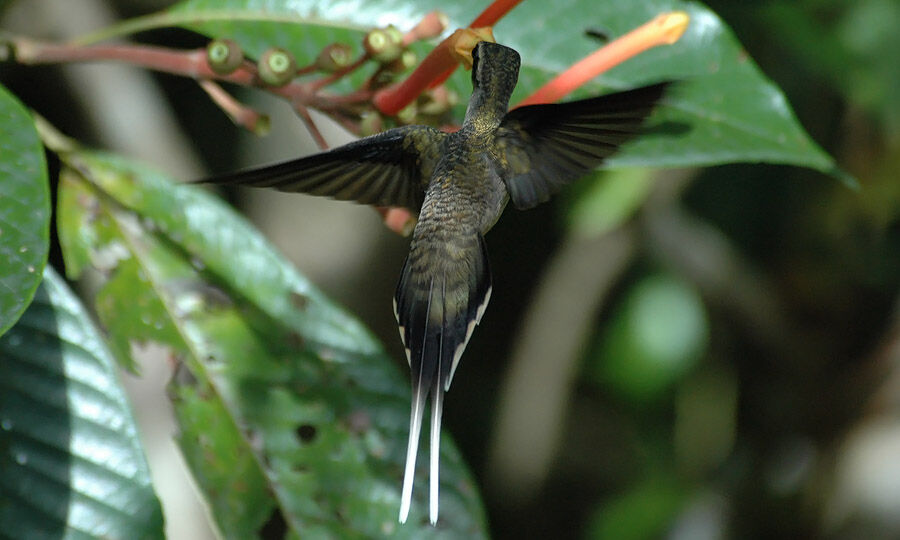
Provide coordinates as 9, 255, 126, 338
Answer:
395, 234, 491, 524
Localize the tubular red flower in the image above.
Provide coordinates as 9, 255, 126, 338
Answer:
470, 0, 526, 28
403, 11, 449, 46
373, 27, 493, 116
428, 0, 525, 88
516, 12, 689, 107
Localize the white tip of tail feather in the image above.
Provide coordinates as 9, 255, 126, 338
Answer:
429, 386, 444, 525
398, 384, 445, 525
399, 386, 425, 524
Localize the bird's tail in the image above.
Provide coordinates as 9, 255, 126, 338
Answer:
395, 233, 492, 524
398, 361, 445, 524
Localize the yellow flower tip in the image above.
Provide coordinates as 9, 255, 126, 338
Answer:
654, 11, 690, 45
449, 27, 495, 69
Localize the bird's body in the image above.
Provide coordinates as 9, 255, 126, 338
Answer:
395, 93, 514, 522
200, 41, 670, 525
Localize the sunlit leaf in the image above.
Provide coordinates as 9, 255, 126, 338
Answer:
0, 267, 164, 538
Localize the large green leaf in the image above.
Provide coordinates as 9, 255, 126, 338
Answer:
54, 148, 487, 537
0, 266, 164, 539
0, 84, 50, 337
84, 0, 843, 179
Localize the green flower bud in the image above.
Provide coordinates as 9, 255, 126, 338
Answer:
258, 47, 297, 87
206, 39, 244, 75
395, 102, 417, 125
364, 28, 401, 64
386, 49, 417, 73
315, 43, 353, 72
384, 24, 404, 47
359, 111, 384, 136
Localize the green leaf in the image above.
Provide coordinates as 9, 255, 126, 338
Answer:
763, 1, 900, 135
55, 150, 487, 536
588, 273, 709, 405
565, 169, 655, 238
585, 477, 685, 540
81, 0, 846, 180
0, 266, 164, 539
0, 84, 50, 337
57, 167, 117, 281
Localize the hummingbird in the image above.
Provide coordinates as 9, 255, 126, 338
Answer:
202, 41, 670, 525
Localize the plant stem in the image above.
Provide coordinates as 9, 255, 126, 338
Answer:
12, 37, 266, 85
200, 80, 269, 135
16, 38, 211, 75
308, 55, 368, 92
7, 36, 361, 118
294, 104, 329, 151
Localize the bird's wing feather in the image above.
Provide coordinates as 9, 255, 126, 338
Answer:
395, 233, 491, 524
197, 126, 446, 211
496, 82, 671, 209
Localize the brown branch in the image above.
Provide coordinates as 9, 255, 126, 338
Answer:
199, 80, 269, 135
14, 37, 248, 81
6, 36, 364, 116
307, 55, 369, 92
293, 104, 329, 151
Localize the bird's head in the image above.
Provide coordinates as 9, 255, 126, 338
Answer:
471, 41, 521, 98
465, 41, 521, 127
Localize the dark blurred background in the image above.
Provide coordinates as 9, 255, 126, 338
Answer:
2, 0, 899, 538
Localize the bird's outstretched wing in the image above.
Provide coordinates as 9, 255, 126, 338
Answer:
198, 126, 446, 211
394, 233, 492, 524
496, 82, 671, 209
